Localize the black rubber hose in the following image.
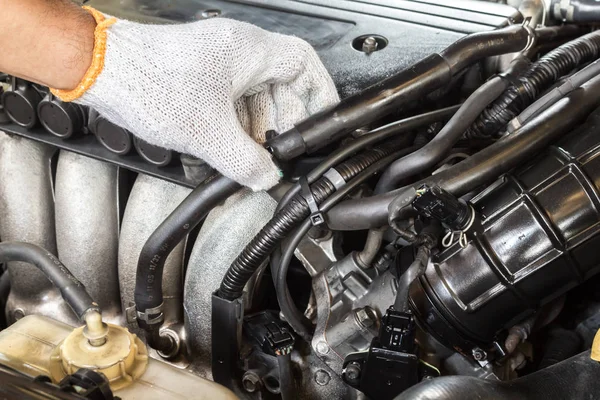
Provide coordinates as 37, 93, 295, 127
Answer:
538, 328, 582, 370
396, 351, 600, 400
219, 141, 410, 301
266, 25, 530, 161
467, 29, 600, 139
325, 73, 600, 231
135, 175, 240, 326
551, 0, 600, 22
278, 354, 295, 400
0, 242, 97, 320
375, 76, 508, 193
275, 106, 459, 213
273, 148, 419, 339
394, 246, 431, 312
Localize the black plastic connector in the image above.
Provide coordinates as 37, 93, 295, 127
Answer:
245, 312, 295, 356
412, 184, 471, 231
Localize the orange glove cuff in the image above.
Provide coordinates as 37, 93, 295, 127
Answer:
50, 7, 116, 102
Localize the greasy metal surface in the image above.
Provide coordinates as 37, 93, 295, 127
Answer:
184, 189, 276, 377
55, 150, 122, 323
86, 0, 517, 98
295, 236, 397, 375
118, 174, 191, 335
0, 132, 76, 325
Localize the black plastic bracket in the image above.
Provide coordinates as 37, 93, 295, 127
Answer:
211, 291, 244, 389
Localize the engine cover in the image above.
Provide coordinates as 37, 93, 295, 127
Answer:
87, 0, 520, 98
410, 106, 600, 355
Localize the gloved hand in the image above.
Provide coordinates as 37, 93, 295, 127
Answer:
52, 7, 339, 191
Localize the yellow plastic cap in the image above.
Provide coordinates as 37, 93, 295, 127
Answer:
50, 323, 148, 390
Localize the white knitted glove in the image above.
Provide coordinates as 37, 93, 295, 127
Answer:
52, 8, 339, 190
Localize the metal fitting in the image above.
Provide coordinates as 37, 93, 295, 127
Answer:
362, 36, 378, 54
472, 347, 487, 362
354, 307, 377, 329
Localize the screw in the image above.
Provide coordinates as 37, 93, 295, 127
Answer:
344, 362, 361, 383
355, 307, 377, 328
316, 341, 330, 355
362, 36, 378, 54
242, 371, 262, 393
314, 369, 331, 386
472, 347, 487, 361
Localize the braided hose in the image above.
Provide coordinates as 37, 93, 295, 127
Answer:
466, 30, 600, 138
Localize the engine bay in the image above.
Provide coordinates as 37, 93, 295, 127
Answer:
3, 0, 600, 399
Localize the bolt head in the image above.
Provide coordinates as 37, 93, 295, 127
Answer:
362, 36, 379, 54
472, 348, 487, 361
242, 372, 262, 393
314, 369, 331, 386
316, 341, 330, 355
355, 307, 377, 328
344, 362, 362, 382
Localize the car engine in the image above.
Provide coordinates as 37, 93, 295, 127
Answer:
3, 0, 600, 399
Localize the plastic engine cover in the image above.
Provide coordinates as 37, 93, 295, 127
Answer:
410, 106, 600, 354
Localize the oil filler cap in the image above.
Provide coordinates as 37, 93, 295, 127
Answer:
50, 323, 148, 391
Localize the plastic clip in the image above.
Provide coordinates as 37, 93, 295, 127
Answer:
299, 177, 326, 226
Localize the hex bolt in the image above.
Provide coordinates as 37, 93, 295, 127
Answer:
472, 347, 487, 361
344, 362, 362, 383
242, 371, 262, 393
354, 307, 377, 329
314, 369, 331, 386
316, 341, 330, 355
362, 36, 378, 54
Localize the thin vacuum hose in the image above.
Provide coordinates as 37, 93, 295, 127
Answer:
375, 76, 507, 193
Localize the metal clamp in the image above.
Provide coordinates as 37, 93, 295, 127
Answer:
442, 205, 476, 249
299, 176, 326, 226
134, 303, 165, 326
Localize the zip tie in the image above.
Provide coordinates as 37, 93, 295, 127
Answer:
299, 176, 325, 226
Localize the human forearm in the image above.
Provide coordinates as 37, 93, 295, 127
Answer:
0, 0, 95, 89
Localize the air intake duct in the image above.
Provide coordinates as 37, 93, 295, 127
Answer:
410, 106, 600, 357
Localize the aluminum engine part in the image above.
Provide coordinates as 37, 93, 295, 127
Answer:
295, 235, 397, 375
55, 150, 122, 324
0, 132, 75, 325
118, 174, 191, 336
184, 189, 276, 377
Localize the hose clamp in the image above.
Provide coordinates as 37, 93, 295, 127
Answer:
323, 168, 346, 190
135, 303, 165, 326
442, 205, 476, 249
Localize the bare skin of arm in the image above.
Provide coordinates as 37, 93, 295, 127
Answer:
0, 0, 95, 90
